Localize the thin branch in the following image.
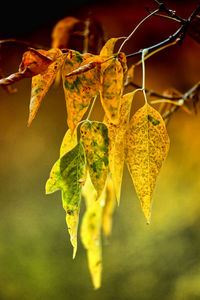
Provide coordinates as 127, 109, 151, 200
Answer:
118, 8, 159, 53
0, 39, 48, 49
125, 82, 182, 100
126, 2, 200, 59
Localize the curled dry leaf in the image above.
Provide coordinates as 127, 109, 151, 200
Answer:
125, 103, 170, 223
0, 48, 56, 86
28, 48, 66, 126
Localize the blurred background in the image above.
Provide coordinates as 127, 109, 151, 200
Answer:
0, 0, 200, 299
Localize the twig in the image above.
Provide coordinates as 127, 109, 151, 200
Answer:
126, 2, 200, 59
126, 82, 182, 100
118, 8, 159, 53
0, 39, 48, 50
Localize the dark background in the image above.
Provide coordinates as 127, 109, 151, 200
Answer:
0, 1, 200, 299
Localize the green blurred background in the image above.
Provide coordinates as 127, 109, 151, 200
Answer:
0, 0, 200, 299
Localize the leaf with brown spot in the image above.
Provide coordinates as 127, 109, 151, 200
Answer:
28, 48, 66, 126
125, 103, 170, 223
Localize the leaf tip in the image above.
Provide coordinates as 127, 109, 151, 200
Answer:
72, 245, 77, 259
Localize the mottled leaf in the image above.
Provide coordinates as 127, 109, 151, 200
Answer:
62, 50, 100, 131
81, 121, 109, 197
28, 48, 66, 126
102, 176, 116, 237
100, 58, 124, 123
46, 142, 85, 258
125, 103, 170, 223
105, 90, 137, 203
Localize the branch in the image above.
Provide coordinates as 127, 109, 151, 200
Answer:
0, 39, 48, 50
126, 82, 182, 100
126, 2, 200, 59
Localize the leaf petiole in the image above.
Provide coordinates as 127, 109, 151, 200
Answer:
141, 49, 148, 104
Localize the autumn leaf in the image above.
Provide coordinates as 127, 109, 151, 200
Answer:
81, 173, 105, 289
81, 121, 109, 197
60, 127, 78, 157
125, 103, 170, 223
46, 142, 85, 258
102, 176, 116, 237
51, 16, 80, 49
100, 58, 124, 123
0, 48, 55, 86
28, 48, 66, 126
100, 37, 125, 71
105, 90, 137, 204
64, 55, 105, 78
62, 50, 100, 131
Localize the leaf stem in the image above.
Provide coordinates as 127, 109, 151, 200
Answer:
118, 9, 159, 53
86, 95, 97, 121
142, 49, 148, 104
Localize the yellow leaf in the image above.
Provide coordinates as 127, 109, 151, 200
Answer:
100, 37, 121, 72
100, 58, 124, 123
60, 128, 77, 157
28, 48, 66, 126
102, 176, 116, 237
100, 37, 120, 57
81, 173, 105, 289
125, 103, 170, 223
104, 90, 137, 204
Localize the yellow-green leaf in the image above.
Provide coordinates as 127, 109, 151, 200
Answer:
81, 173, 105, 289
100, 58, 124, 123
105, 90, 137, 204
125, 103, 170, 223
45, 142, 85, 257
81, 121, 109, 197
62, 50, 100, 132
28, 48, 66, 126
102, 176, 116, 237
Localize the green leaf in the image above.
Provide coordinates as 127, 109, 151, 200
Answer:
46, 142, 86, 257
80, 121, 109, 197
